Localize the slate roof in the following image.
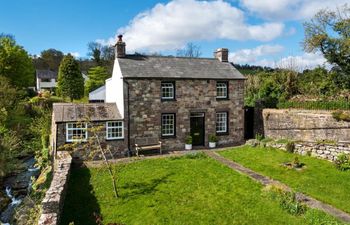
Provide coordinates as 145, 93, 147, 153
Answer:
36, 70, 58, 79
52, 103, 122, 122
117, 55, 245, 80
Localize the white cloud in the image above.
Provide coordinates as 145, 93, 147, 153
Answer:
254, 52, 328, 70
103, 0, 284, 52
230, 44, 284, 64
239, 0, 348, 20
69, 52, 80, 58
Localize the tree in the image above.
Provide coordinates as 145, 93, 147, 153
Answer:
57, 54, 84, 101
85, 66, 111, 95
303, 5, 350, 88
87, 42, 115, 65
40, 49, 64, 71
0, 36, 35, 87
176, 42, 202, 58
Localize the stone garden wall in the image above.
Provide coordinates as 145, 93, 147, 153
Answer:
266, 142, 350, 161
38, 151, 72, 225
263, 109, 350, 143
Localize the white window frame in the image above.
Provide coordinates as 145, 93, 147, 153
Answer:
106, 121, 124, 140
161, 114, 175, 136
216, 112, 228, 134
216, 82, 228, 99
161, 82, 175, 100
66, 122, 88, 142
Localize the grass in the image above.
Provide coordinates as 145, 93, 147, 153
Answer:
220, 146, 350, 214
61, 153, 343, 225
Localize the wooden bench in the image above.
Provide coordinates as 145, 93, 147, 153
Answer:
134, 137, 162, 156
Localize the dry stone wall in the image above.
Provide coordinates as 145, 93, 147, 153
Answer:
266, 142, 350, 161
38, 151, 72, 225
263, 109, 350, 143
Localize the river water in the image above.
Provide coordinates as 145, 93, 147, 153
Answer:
0, 157, 40, 224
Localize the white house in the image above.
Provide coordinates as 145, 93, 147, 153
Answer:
88, 85, 106, 102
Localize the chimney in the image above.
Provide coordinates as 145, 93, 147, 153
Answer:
214, 48, 229, 62
115, 35, 126, 58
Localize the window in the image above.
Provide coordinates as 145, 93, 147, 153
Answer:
41, 78, 51, 82
161, 82, 175, 100
106, 121, 124, 140
161, 113, 175, 137
216, 112, 228, 134
66, 123, 87, 142
216, 81, 228, 99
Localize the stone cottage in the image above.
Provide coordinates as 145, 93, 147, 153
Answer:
53, 35, 245, 158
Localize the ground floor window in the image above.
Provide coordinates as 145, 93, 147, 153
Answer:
106, 121, 124, 140
66, 122, 88, 142
161, 113, 175, 137
216, 112, 228, 134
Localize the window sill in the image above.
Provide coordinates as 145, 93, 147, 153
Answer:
216, 132, 229, 136
216, 97, 230, 101
106, 138, 124, 141
161, 98, 176, 102
161, 135, 176, 139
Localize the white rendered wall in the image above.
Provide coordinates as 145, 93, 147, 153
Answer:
106, 59, 124, 117
37, 78, 56, 90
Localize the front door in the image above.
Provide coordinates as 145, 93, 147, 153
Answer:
190, 113, 205, 146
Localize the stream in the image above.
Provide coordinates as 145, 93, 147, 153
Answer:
0, 157, 40, 225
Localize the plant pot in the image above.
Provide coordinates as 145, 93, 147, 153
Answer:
209, 142, 216, 148
185, 144, 192, 150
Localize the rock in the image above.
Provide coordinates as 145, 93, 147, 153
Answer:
0, 191, 11, 212
246, 139, 259, 147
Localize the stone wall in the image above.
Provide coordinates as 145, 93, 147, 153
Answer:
266, 142, 350, 161
38, 151, 72, 225
54, 121, 128, 160
263, 109, 350, 142
126, 79, 245, 151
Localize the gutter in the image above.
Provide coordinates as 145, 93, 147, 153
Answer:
123, 79, 132, 157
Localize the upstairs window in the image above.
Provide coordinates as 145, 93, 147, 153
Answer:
66, 122, 87, 142
41, 78, 51, 82
106, 121, 124, 140
161, 82, 175, 100
161, 113, 175, 137
216, 81, 228, 99
216, 112, 228, 134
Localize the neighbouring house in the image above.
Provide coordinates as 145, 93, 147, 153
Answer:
51, 35, 245, 158
36, 70, 88, 92
36, 70, 57, 91
89, 85, 106, 103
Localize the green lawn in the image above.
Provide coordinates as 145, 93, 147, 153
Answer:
61, 153, 342, 225
220, 146, 350, 214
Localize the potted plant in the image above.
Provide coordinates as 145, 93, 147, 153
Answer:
208, 134, 218, 148
185, 135, 192, 150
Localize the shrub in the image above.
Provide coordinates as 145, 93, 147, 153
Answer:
185, 135, 192, 144
286, 141, 295, 153
332, 110, 350, 122
208, 134, 218, 142
335, 153, 350, 171
255, 133, 264, 141
264, 184, 307, 216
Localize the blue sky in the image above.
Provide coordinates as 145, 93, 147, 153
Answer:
1, 0, 347, 68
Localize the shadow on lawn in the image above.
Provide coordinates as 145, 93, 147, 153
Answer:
120, 172, 174, 199
60, 166, 101, 225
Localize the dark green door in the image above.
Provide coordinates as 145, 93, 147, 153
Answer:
190, 113, 205, 146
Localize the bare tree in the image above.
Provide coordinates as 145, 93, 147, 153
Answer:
176, 43, 202, 58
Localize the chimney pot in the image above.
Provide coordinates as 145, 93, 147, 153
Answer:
214, 48, 229, 62
115, 34, 126, 58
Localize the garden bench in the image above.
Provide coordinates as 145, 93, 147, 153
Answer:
134, 137, 162, 156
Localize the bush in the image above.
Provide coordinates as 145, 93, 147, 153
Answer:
277, 100, 350, 110
185, 136, 192, 144
335, 153, 350, 171
255, 133, 264, 141
208, 134, 218, 142
286, 141, 295, 153
332, 110, 350, 122
264, 184, 307, 216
